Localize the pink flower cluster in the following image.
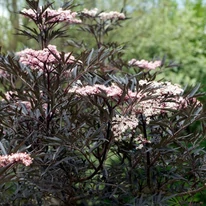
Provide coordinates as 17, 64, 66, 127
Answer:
69, 79, 197, 120
0, 152, 33, 167
128, 59, 161, 70
17, 45, 75, 70
69, 80, 183, 101
69, 83, 132, 99
21, 8, 81, 24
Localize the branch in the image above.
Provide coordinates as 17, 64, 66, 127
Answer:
177, 184, 206, 197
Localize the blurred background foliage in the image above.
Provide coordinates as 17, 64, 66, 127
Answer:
0, 0, 206, 90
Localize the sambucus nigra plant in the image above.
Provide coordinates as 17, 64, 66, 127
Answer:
0, 0, 205, 205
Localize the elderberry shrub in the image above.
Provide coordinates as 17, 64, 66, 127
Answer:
0, 0, 205, 205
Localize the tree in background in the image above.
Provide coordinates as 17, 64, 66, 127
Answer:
0, 0, 23, 51
118, 0, 206, 87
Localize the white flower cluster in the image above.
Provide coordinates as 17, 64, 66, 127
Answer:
139, 80, 184, 96
135, 134, 148, 150
128, 59, 161, 70
112, 115, 150, 149
112, 115, 139, 139
99, 11, 125, 20
112, 115, 138, 142
81, 8, 125, 20
81, 8, 98, 17
134, 79, 187, 121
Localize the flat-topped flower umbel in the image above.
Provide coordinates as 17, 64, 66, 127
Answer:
17, 44, 75, 70
128, 59, 162, 70
21, 7, 82, 24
